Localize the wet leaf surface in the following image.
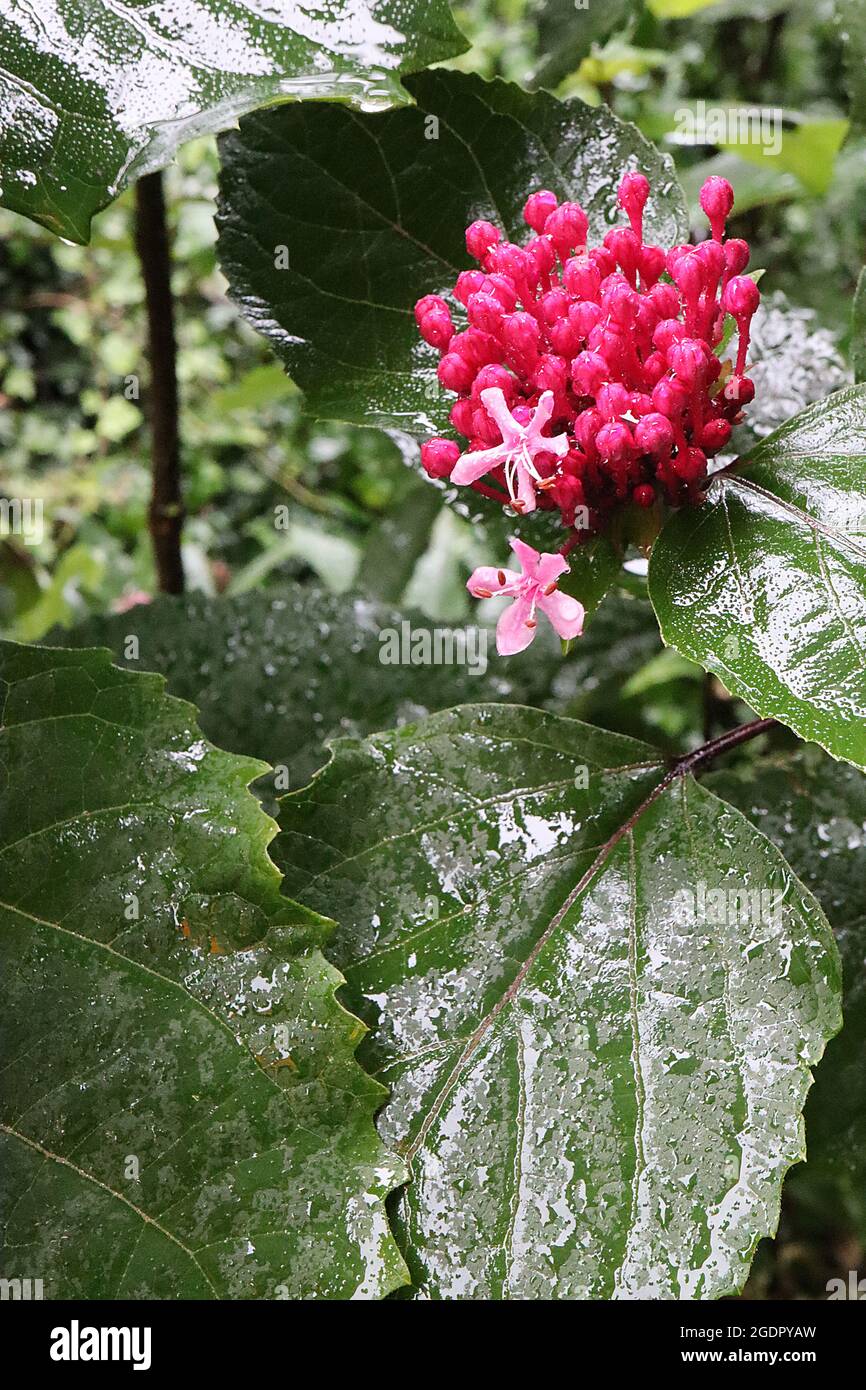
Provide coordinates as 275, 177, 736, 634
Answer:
0, 0, 467, 241
649, 385, 866, 771
0, 641, 407, 1298
216, 67, 687, 438
708, 749, 866, 1235
275, 705, 841, 1299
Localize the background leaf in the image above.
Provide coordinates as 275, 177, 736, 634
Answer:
275, 705, 841, 1299
649, 385, 866, 771
0, 640, 407, 1298
53, 585, 567, 789
0, 0, 468, 241
215, 67, 688, 438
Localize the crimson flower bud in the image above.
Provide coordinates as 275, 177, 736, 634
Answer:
652, 377, 689, 418
523, 190, 559, 234
699, 176, 735, 242
526, 235, 556, 279
724, 239, 750, 275
633, 483, 656, 508
471, 364, 516, 401
454, 270, 486, 305
570, 300, 603, 340
673, 446, 708, 483
723, 275, 760, 319
653, 318, 687, 354
724, 374, 755, 405
563, 255, 601, 301
421, 438, 460, 479
596, 382, 631, 420
438, 352, 475, 393
545, 202, 589, 259
647, 283, 680, 320
467, 292, 505, 336
465, 220, 501, 262
503, 312, 540, 369
668, 339, 709, 389
700, 418, 733, 454
604, 227, 641, 285
589, 246, 616, 278
414, 293, 449, 326
638, 245, 666, 288
418, 305, 454, 351
533, 353, 569, 395
618, 172, 650, 238
596, 420, 634, 464
540, 288, 569, 323
571, 350, 608, 396
635, 412, 674, 459
450, 398, 474, 436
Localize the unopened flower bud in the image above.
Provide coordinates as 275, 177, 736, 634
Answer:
466, 220, 501, 262
421, 438, 460, 479
618, 171, 650, 238
524, 190, 559, 234
699, 176, 734, 242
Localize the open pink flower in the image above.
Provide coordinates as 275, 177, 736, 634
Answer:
450, 388, 569, 514
467, 538, 585, 656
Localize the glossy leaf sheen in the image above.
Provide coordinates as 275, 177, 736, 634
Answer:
276, 706, 841, 1299
216, 68, 687, 437
0, 641, 407, 1299
0, 0, 467, 241
707, 750, 866, 1231
650, 386, 866, 771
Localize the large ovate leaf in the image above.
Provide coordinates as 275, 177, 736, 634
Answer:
275, 706, 841, 1299
215, 68, 687, 438
707, 748, 866, 1234
649, 385, 866, 771
0, 640, 407, 1299
53, 585, 567, 788
0, 0, 468, 242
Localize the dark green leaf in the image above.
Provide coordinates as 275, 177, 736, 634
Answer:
0, 640, 407, 1298
215, 67, 688, 439
276, 705, 841, 1299
707, 749, 866, 1234
649, 385, 866, 771
0, 0, 468, 242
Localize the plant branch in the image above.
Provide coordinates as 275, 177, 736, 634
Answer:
135, 170, 184, 594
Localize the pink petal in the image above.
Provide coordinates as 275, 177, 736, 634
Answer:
509, 536, 541, 576
530, 391, 555, 430
467, 565, 520, 598
496, 592, 537, 656
451, 444, 508, 485
478, 387, 518, 439
538, 589, 585, 641
535, 551, 569, 588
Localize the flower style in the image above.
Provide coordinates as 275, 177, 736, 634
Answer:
467, 538, 585, 655
451, 389, 569, 513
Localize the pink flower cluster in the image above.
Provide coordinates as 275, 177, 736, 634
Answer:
415, 173, 759, 531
